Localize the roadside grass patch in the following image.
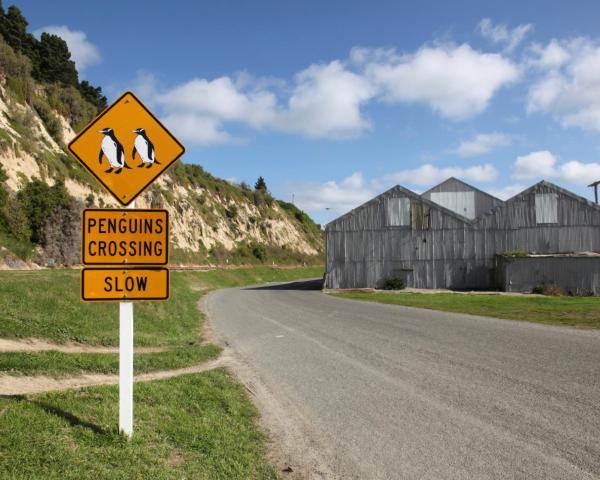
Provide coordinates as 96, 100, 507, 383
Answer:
330, 291, 600, 328
0, 344, 221, 377
0, 266, 324, 346
0, 370, 277, 479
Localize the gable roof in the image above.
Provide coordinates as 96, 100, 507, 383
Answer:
326, 183, 474, 230
474, 180, 600, 224
423, 177, 503, 204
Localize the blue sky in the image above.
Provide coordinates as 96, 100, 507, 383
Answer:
14, 0, 600, 224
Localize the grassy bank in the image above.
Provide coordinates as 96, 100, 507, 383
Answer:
0, 266, 323, 346
0, 265, 322, 478
331, 291, 600, 328
0, 370, 277, 479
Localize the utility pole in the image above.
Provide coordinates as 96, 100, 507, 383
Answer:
588, 181, 600, 204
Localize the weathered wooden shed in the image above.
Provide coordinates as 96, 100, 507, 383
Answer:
324, 179, 600, 292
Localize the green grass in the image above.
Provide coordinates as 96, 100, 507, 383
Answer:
0, 266, 323, 346
331, 291, 600, 328
0, 230, 35, 260
0, 345, 221, 377
0, 266, 322, 375
0, 370, 277, 479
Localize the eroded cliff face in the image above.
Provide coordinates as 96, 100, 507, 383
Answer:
0, 85, 322, 264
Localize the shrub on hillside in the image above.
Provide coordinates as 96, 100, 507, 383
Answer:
32, 97, 62, 145
17, 178, 71, 244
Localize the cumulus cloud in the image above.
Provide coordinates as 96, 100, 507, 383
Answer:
477, 18, 533, 53
380, 163, 498, 186
453, 132, 512, 157
132, 41, 520, 145
280, 61, 375, 138
512, 150, 600, 185
291, 162, 499, 215
360, 44, 519, 120
292, 172, 376, 215
487, 184, 527, 200
527, 38, 600, 131
34, 25, 101, 71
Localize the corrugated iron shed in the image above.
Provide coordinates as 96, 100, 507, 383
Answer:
325, 179, 600, 293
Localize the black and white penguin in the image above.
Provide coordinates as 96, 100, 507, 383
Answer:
98, 128, 131, 174
132, 128, 160, 168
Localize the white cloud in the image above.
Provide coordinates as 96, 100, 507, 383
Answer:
512, 150, 600, 185
527, 38, 600, 131
142, 62, 374, 144
477, 18, 533, 53
161, 112, 235, 146
381, 163, 498, 186
131, 41, 520, 145
292, 172, 376, 215
34, 25, 101, 71
361, 44, 519, 120
556, 161, 600, 184
528, 40, 571, 69
453, 132, 512, 157
158, 76, 277, 128
280, 61, 375, 138
513, 150, 557, 179
291, 162, 499, 215
487, 184, 527, 200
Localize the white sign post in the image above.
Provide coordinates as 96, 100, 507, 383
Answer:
70, 92, 183, 437
119, 200, 135, 437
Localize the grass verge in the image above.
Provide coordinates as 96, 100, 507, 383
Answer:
331, 291, 600, 328
0, 345, 221, 377
0, 266, 323, 346
0, 370, 277, 479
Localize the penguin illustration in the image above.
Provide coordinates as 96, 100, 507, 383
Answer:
132, 128, 161, 168
98, 128, 131, 174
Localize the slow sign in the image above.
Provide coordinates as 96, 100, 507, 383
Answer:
82, 209, 169, 265
81, 267, 169, 301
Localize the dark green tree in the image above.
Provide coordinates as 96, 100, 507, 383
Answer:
79, 80, 107, 112
254, 176, 267, 192
0, 5, 27, 51
17, 178, 71, 244
37, 33, 78, 86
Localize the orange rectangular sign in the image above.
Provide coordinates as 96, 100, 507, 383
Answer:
81, 267, 169, 301
82, 209, 168, 265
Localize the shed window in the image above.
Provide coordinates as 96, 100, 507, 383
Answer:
430, 191, 475, 219
385, 197, 410, 226
535, 193, 558, 224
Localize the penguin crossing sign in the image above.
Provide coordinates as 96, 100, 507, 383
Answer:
68, 91, 185, 206
81, 209, 169, 266
71, 91, 184, 437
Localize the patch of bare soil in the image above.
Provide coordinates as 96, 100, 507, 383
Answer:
0, 338, 166, 354
0, 356, 229, 396
200, 294, 343, 480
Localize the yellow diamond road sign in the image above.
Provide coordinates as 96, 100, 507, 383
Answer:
68, 91, 185, 206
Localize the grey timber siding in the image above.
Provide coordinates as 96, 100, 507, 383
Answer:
325, 180, 600, 292
497, 256, 600, 295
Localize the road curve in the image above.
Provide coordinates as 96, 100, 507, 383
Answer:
205, 279, 600, 480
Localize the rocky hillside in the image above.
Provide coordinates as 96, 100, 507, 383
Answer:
0, 6, 322, 268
